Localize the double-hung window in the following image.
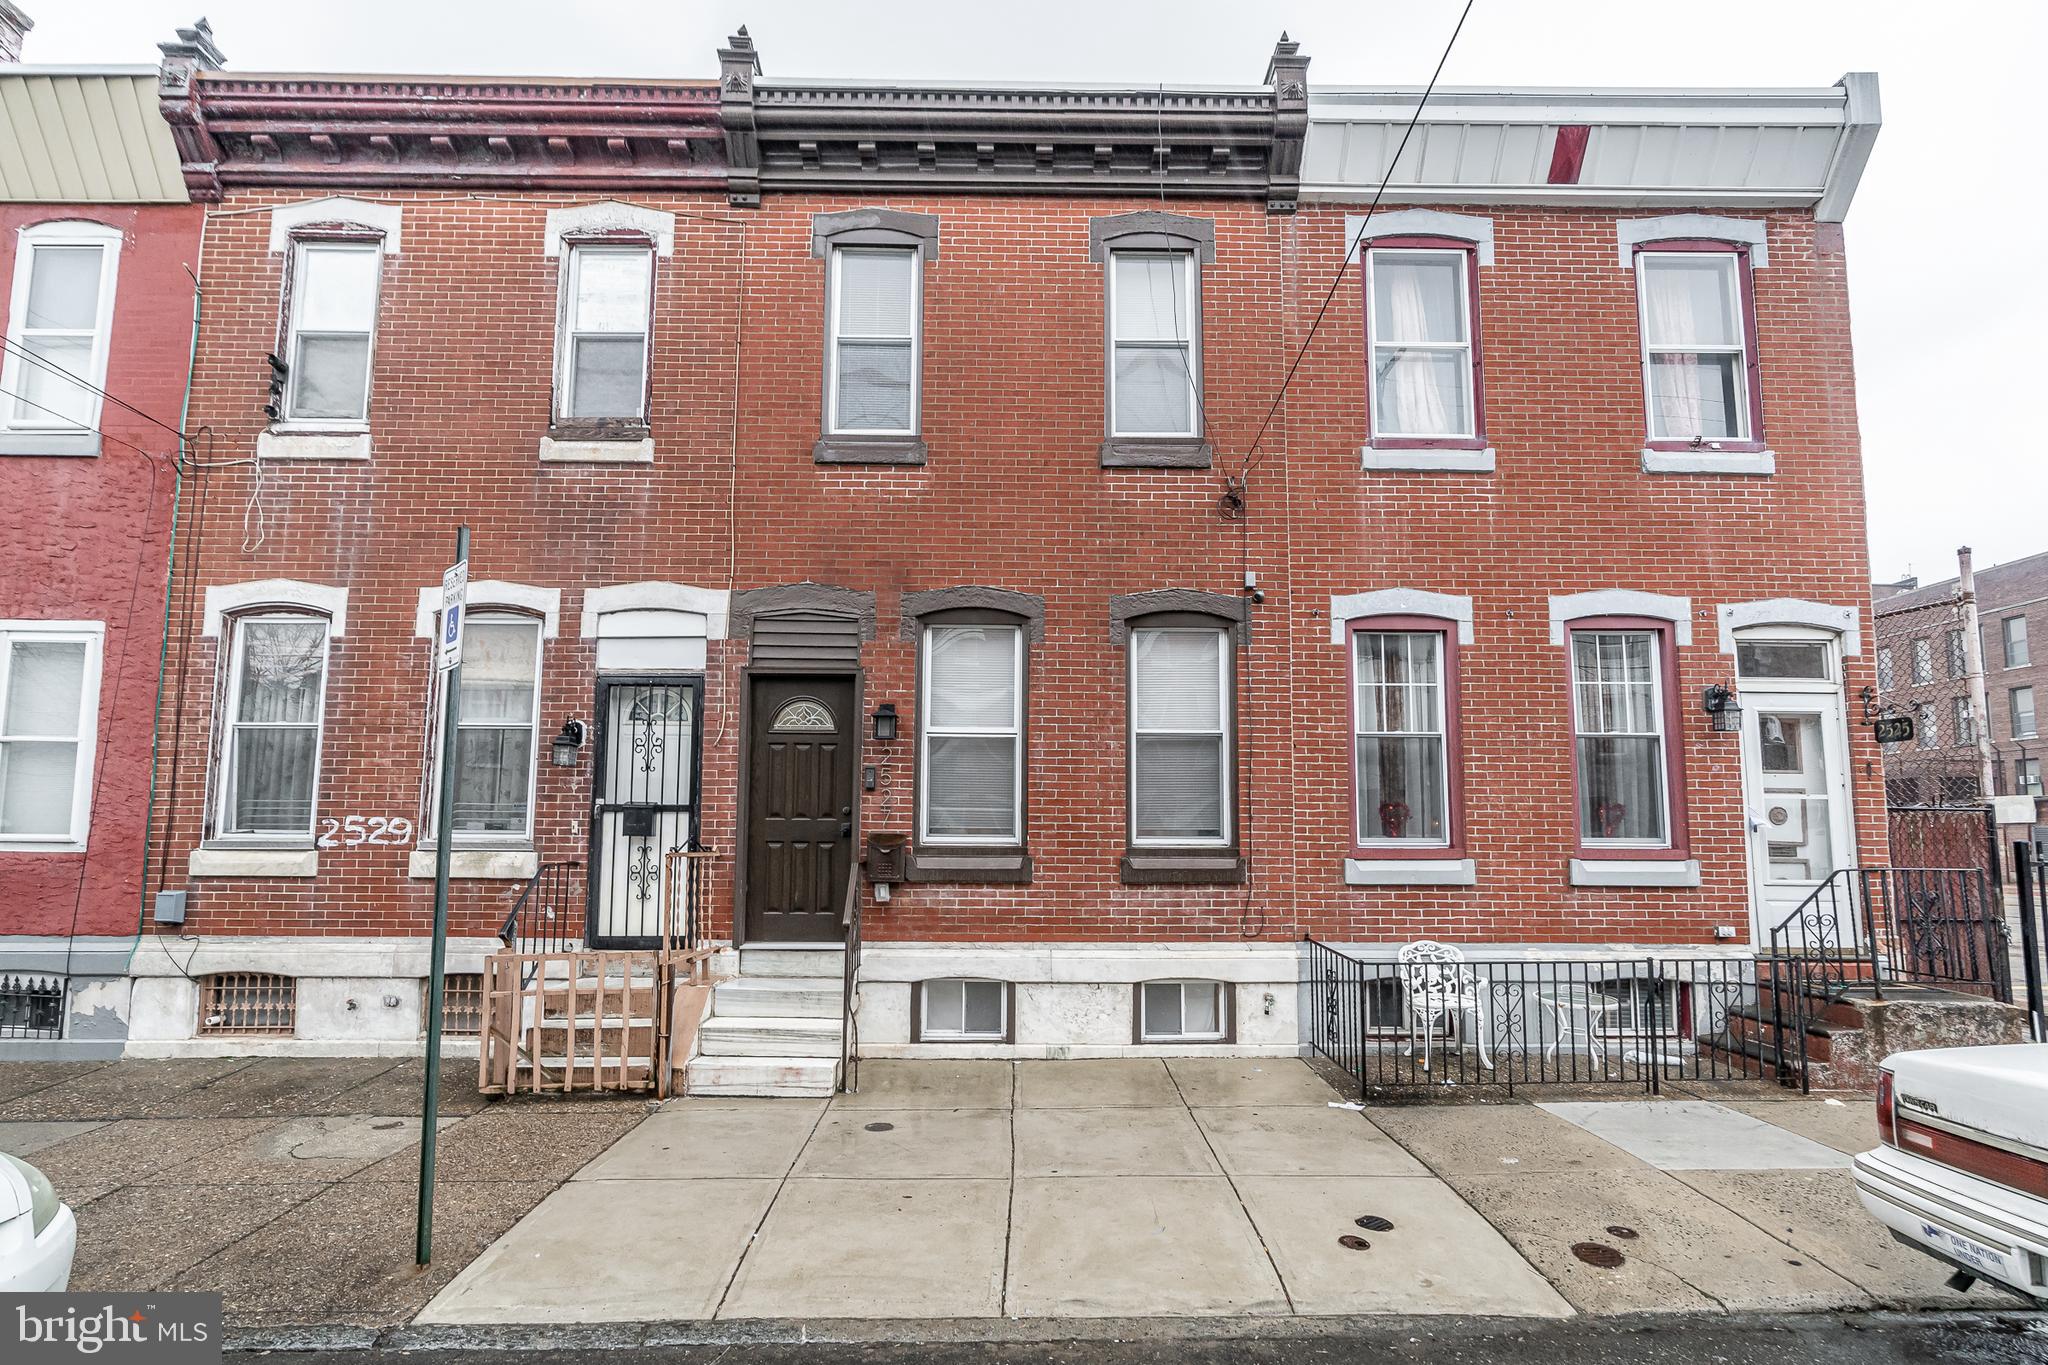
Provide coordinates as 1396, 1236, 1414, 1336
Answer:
920, 621, 1023, 845
1129, 625, 1230, 846
2011, 686, 2037, 741
1366, 245, 1478, 444
1352, 628, 1451, 846
218, 614, 330, 839
2005, 616, 2030, 669
1911, 638, 1934, 686
558, 243, 653, 424
283, 240, 381, 423
0, 623, 101, 847
828, 246, 920, 436
1109, 251, 1199, 439
1954, 698, 1976, 746
1636, 246, 1761, 449
438, 615, 542, 839
1571, 627, 1671, 847
1, 223, 121, 453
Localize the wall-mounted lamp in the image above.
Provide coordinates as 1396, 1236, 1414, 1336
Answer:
872, 702, 899, 743
551, 718, 588, 767
1701, 682, 1743, 734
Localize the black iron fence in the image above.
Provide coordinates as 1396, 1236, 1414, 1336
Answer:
498, 860, 585, 957
1765, 866, 2010, 1001
1303, 939, 1791, 1095
0, 973, 63, 1040
2007, 844, 2048, 1042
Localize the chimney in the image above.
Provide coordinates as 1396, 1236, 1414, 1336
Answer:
0, 3, 33, 64
158, 16, 225, 95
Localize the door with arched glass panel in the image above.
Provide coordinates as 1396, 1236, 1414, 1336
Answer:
589, 677, 702, 946
745, 675, 857, 942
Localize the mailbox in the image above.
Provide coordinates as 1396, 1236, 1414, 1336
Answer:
866, 832, 908, 883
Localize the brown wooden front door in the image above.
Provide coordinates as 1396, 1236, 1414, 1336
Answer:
745, 675, 857, 942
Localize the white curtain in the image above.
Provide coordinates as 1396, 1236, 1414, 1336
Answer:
1643, 262, 1704, 437
1373, 257, 1460, 434
229, 621, 325, 832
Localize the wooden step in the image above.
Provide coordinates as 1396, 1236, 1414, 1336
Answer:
713, 977, 841, 1019
686, 1054, 839, 1098
699, 1015, 843, 1058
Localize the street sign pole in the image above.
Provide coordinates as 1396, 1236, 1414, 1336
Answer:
417, 525, 469, 1266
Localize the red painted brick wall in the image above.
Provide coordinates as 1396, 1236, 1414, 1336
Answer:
0, 203, 202, 941
150, 190, 1882, 953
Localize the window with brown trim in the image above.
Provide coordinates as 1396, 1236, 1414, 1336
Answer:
1633, 240, 1765, 454
1349, 617, 1464, 855
198, 973, 296, 1036
1363, 239, 1484, 449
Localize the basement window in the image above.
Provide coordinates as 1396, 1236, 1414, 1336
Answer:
1137, 980, 1229, 1043
916, 978, 1009, 1043
432, 972, 484, 1038
198, 972, 297, 1036
0, 973, 63, 1039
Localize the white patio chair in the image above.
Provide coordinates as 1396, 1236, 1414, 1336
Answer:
1396, 940, 1494, 1071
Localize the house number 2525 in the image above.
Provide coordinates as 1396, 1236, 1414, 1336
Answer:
317, 816, 415, 848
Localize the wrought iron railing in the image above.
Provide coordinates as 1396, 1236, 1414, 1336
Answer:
1766, 866, 2010, 1001
839, 858, 862, 1094
659, 845, 717, 955
499, 860, 584, 959
1303, 938, 1792, 1095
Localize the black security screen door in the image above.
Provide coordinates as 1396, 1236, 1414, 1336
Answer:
746, 675, 857, 942
589, 677, 703, 947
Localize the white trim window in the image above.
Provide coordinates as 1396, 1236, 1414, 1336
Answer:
1109, 250, 1199, 438
1571, 630, 1669, 846
1354, 630, 1448, 846
1139, 980, 1226, 1042
1366, 247, 1475, 439
1130, 626, 1230, 846
2004, 615, 2030, 670
1911, 637, 1934, 686
920, 623, 1023, 844
282, 239, 381, 424
217, 614, 331, 839
0, 622, 103, 849
827, 245, 921, 435
1636, 251, 1750, 442
1, 222, 122, 448
558, 243, 653, 423
2011, 686, 2037, 741
919, 978, 1006, 1042
432, 614, 543, 840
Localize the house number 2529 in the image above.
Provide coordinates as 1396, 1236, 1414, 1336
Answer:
317, 816, 415, 848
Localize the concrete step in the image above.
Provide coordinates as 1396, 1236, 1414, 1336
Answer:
699, 1015, 843, 1058
712, 977, 841, 1019
739, 945, 845, 979
686, 1054, 839, 1098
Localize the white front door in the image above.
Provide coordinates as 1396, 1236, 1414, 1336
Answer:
1739, 685, 1856, 949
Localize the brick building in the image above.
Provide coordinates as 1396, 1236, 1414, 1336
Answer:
113, 27, 1888, 1085
0, 14, 205, 1056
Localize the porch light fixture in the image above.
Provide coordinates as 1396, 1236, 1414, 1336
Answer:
551, 718, 587, 767
1701, 683, 1743, 733
872, 703, 899, 743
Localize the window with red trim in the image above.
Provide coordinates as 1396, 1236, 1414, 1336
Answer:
1362, 238, 1484, 449
1633, 240, 1764, 452
1349, 617, 1464, 854
1568, 620, 1687, 855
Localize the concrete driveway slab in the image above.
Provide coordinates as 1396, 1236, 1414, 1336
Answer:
1234, 1176, 1572, 1318
1013, 1105, 1217, 1177
0, 1057, 260, 1120
419, 1177, 780, 1324
831, 1060, 1012, 1110
1007, 1175, 1288, 1317
1016, 1059, 1179, 1108
1668, 1168, 2005, 1308
795, 1107, 1010, 1179
0, 1119, 105, 1155
1716, 1097, 1879, 1157
577, 1103, 821, 1180
1193, 1106, 1428, 1177
68, 1180, 317, 1292
720, 1177, 1008, 1319
1365, 1102, 1649, 1177
1165, 1058, 1338, 1107
1454, 1168, 1869, 1314
1538, 1100, 1851, 1171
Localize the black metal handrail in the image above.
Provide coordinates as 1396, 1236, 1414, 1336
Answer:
1766, 865, 2009, 1001
499, 860, 584, 958
839, 859, 861, 1094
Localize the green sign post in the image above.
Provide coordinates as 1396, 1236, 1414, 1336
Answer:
417, 525, 469, 1266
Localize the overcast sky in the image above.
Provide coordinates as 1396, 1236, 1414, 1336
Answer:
29, 1, 2043, 586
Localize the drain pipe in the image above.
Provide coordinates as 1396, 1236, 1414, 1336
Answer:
1958, 547, 1997, 804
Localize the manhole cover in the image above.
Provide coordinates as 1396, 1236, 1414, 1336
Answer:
864, 1122, 895, 1133
1572, 1242, 1626, 1268
1338, 1235, 1372, 1251
1605, 1225, 1639, 1240
1355, 1215, 1395, 1232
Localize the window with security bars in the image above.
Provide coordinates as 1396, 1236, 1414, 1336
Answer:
434, 973, 484, 1037
828, 246, 920, 435
0, 973, 63, 1039
198, 973, 296, 1035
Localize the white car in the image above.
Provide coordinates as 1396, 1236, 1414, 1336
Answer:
1853, 1042, 2048, 1306
0, 1152, 75, 1292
